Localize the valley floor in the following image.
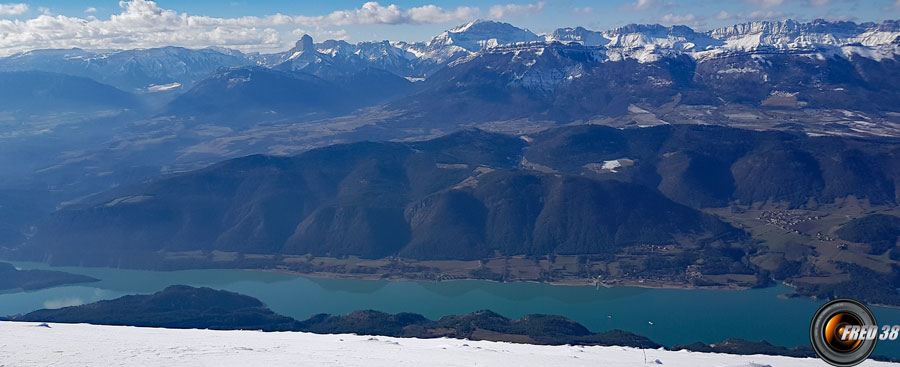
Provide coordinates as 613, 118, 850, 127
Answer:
1, 322, 896, 367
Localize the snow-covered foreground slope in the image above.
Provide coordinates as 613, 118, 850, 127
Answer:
0, 322, 895, 367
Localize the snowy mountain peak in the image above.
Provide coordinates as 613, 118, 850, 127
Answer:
429, 20, 541, 52
448, 19, 515, 34
448, 19, 486, 33
603, 24, 721, 51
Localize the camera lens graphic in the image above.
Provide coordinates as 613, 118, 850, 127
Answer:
823, 312, 862, 352
810, 299, 878, 367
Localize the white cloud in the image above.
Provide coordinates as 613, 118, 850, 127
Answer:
0, 3, 27, 15
659, 13, 695, 23
85, 7, 97, 14
658, 13, 704, 27
487, 2, 546, 19
623, 0, 659, 11
889, 0, 900, 10
747, 9, 785, 19
316, 29, 349, 41
573, 7, 595, 15
745, 0, 788, 8
293, 27, 349, 41
311, 2, 408, 25
715, 7, 788, 21
0, 0, 500, 56
286, 2, 480, 26
0, 0, 281, 55
407, 5, 479, 24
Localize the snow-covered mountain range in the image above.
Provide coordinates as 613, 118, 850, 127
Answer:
285, 18, 900, 69
257, 18, 900, 76
0, 46, 251, 91
2, 19, 898, 91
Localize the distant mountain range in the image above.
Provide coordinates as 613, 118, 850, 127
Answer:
2, 18, 900, 127
0, 47, 250, 92
3, 19, 897, 90
0, 71, 139, 116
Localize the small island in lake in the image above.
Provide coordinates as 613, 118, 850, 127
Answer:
0, 262, 99, 291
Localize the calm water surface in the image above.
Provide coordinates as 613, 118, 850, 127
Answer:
2, 262, 899, 358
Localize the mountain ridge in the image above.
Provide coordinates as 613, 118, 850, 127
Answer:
5, 18, 899, 129
19, 125, 749, 263
2, 18, 897, 87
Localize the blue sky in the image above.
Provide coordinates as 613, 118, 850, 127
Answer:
0, 0, 897, 55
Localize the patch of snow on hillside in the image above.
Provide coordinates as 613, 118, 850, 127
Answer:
227, 76, 250, 87
628, 104, 652, 114
3, 322, 896, 367
602, 160, 623, 172
718, 67, 759, 74
147, 82, 181, 92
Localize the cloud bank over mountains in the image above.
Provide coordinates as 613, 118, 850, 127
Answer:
0, 0, 895, 56
0, 0, 549, 56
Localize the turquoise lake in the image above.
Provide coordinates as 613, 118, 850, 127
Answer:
2, 262, 900, 358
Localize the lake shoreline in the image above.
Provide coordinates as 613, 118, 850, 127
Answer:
259, 267, 757, 292
8, 256, 900, 311
268, 268, 900, 311
3, 261, 900, 359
